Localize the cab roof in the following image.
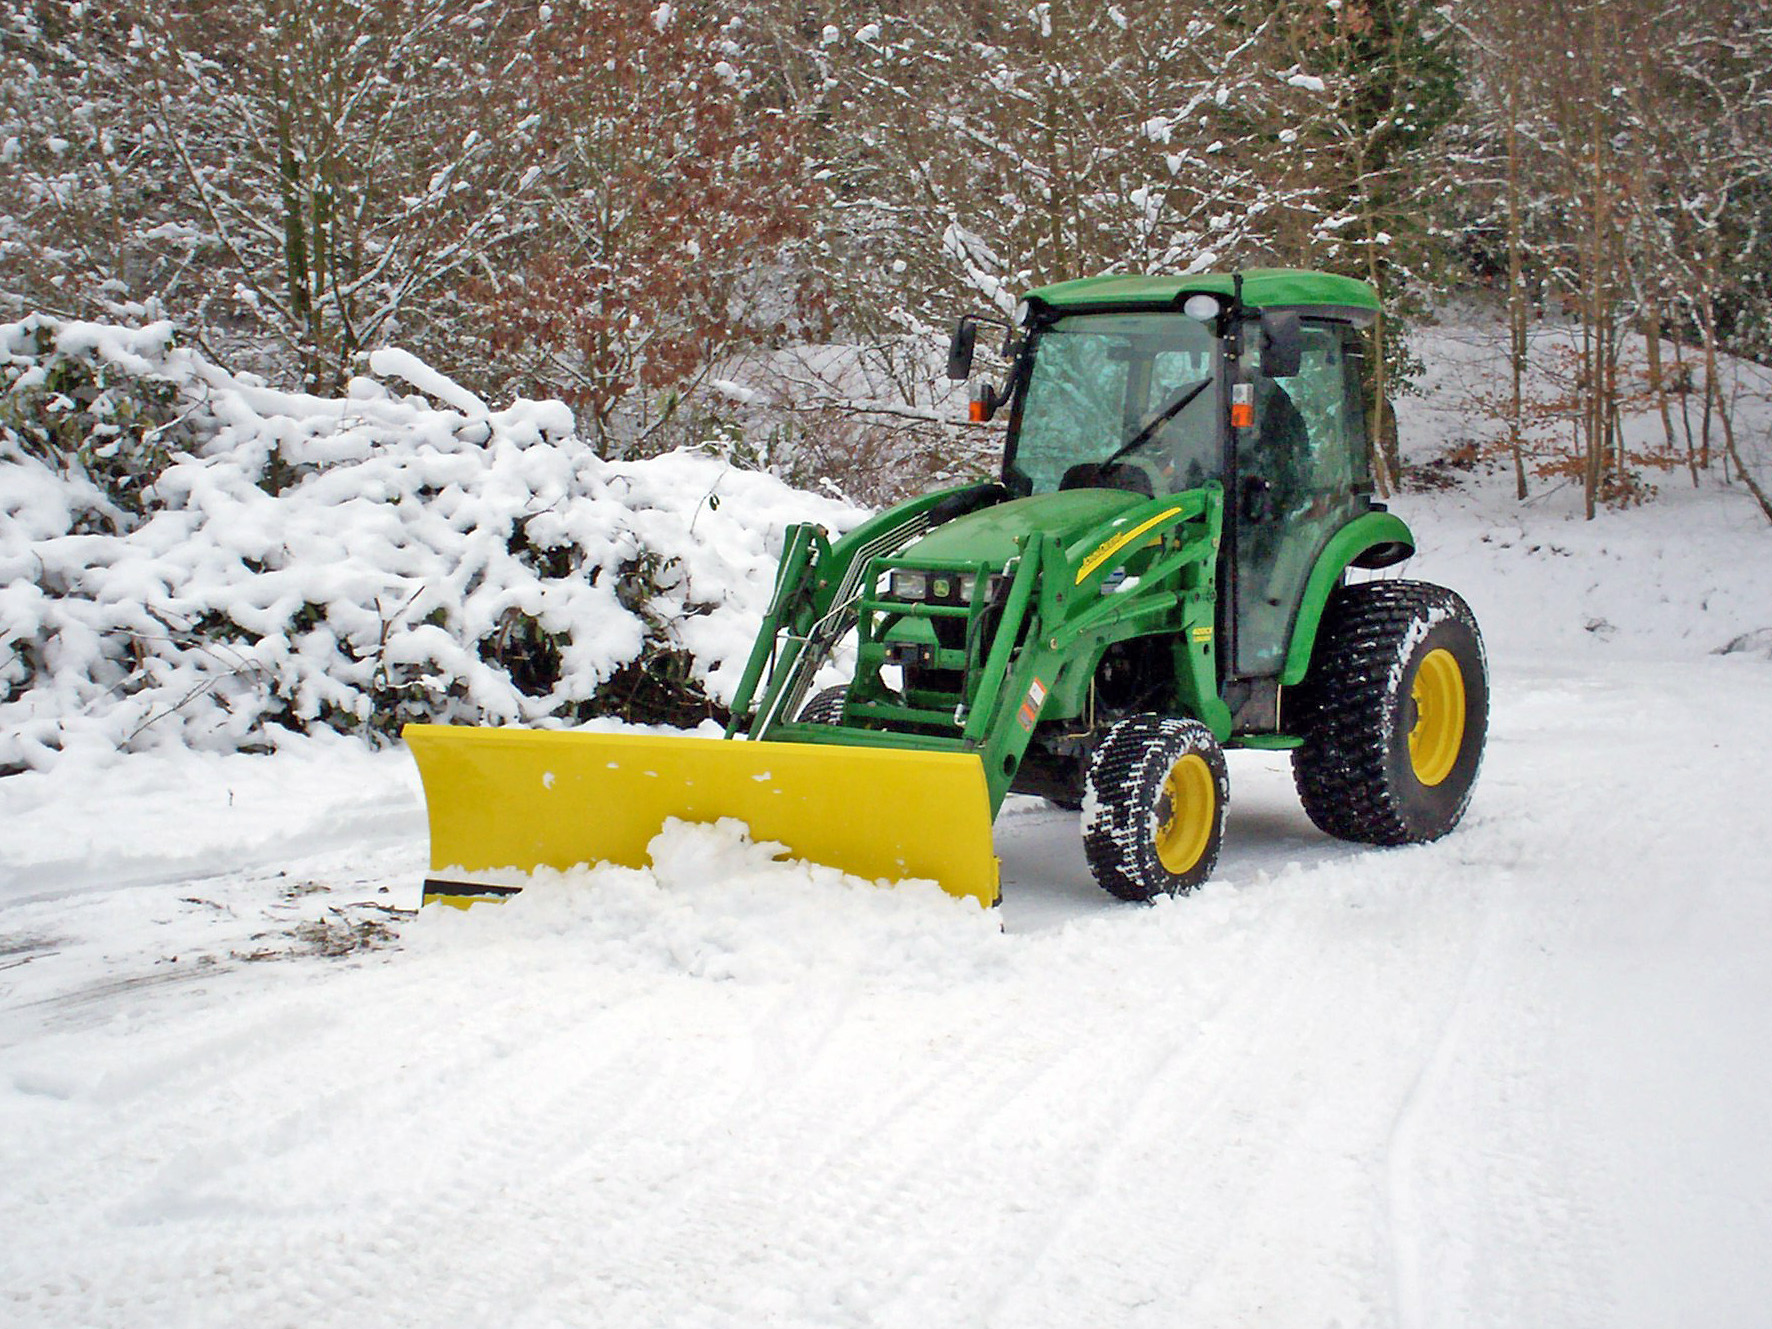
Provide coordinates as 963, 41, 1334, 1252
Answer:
1025, 268, 1380, 317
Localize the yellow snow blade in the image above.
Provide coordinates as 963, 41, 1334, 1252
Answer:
403, 724, 1000, 908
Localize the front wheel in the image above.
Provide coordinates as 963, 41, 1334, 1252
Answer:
1290, 580, 1488, 845
795, 685, 849, 725
1082, 715, 1229, 901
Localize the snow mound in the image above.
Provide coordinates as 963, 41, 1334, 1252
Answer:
1, 317, 865, 773
409, 818, 1004, 984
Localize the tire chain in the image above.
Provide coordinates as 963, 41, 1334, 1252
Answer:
1290, 580, 1481, 846
1084, 715, 1223, 901
796, 685, 849, 725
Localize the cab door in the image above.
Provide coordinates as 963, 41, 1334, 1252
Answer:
1232, 321, 1369, 676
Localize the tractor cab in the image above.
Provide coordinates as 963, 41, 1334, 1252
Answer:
955, 269, 1390, 680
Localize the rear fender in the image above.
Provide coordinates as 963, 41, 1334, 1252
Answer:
1279, 510, 1416, 686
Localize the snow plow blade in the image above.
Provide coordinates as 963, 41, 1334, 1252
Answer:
403, 724, 1000, 908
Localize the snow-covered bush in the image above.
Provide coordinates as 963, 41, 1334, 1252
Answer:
0, 318, 865, 773
0, 317, 193, 531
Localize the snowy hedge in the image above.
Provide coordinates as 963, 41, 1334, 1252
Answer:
0, 317, 864, 773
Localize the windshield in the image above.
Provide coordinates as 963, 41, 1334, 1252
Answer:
1007, 312, 1220, 495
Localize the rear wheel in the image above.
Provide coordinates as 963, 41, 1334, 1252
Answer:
1083, 715, 1228, 901
1290, 580, 1487, 844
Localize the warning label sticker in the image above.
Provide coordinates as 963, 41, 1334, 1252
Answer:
1018, 677, 1048, 731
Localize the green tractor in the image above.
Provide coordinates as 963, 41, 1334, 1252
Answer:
406, 269, 1487, 908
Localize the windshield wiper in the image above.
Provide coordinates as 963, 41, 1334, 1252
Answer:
1101, 377, 1211, 468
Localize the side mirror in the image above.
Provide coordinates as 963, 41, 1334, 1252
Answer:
1259, 309, 1302, 378
946, 318, 977, 381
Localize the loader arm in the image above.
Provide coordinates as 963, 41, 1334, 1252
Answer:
725, 483, 995, 740
761, 483, 1228, 813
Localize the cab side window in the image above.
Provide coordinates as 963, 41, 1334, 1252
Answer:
1342, 326, 1372, 490
1233, 319, 1368, 675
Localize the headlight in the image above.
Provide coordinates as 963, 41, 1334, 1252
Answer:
890, 570, 928, 600
888, 569, 996, 602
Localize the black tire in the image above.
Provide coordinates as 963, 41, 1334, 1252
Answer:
1082, 715, 1229, 901
1290, 580, 1487, 845
796, 685, 849, 725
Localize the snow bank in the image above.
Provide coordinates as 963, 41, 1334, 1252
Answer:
408, 817, 1003, 985
0, 317, 865, 772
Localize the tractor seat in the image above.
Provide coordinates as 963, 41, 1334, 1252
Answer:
1058, 462, 1155, 497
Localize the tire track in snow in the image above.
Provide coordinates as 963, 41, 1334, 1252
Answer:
978, 952, 1301, 1323
989, 873, 1512, 1328
1384, 897, 1497, 1329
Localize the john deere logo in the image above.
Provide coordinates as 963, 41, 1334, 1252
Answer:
1076, 506, 1184, 584
932, 578, 951, 598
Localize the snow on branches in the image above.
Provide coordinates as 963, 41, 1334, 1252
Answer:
0, 316, 863, 773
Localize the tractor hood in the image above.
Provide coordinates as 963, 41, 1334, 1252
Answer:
902, 489, 1148, 567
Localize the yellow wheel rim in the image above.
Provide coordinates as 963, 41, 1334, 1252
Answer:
1155, 752, 1215, 875
1409, 648, 1466, 787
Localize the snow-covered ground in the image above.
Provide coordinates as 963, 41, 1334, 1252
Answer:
5, 326, 1772, 1326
